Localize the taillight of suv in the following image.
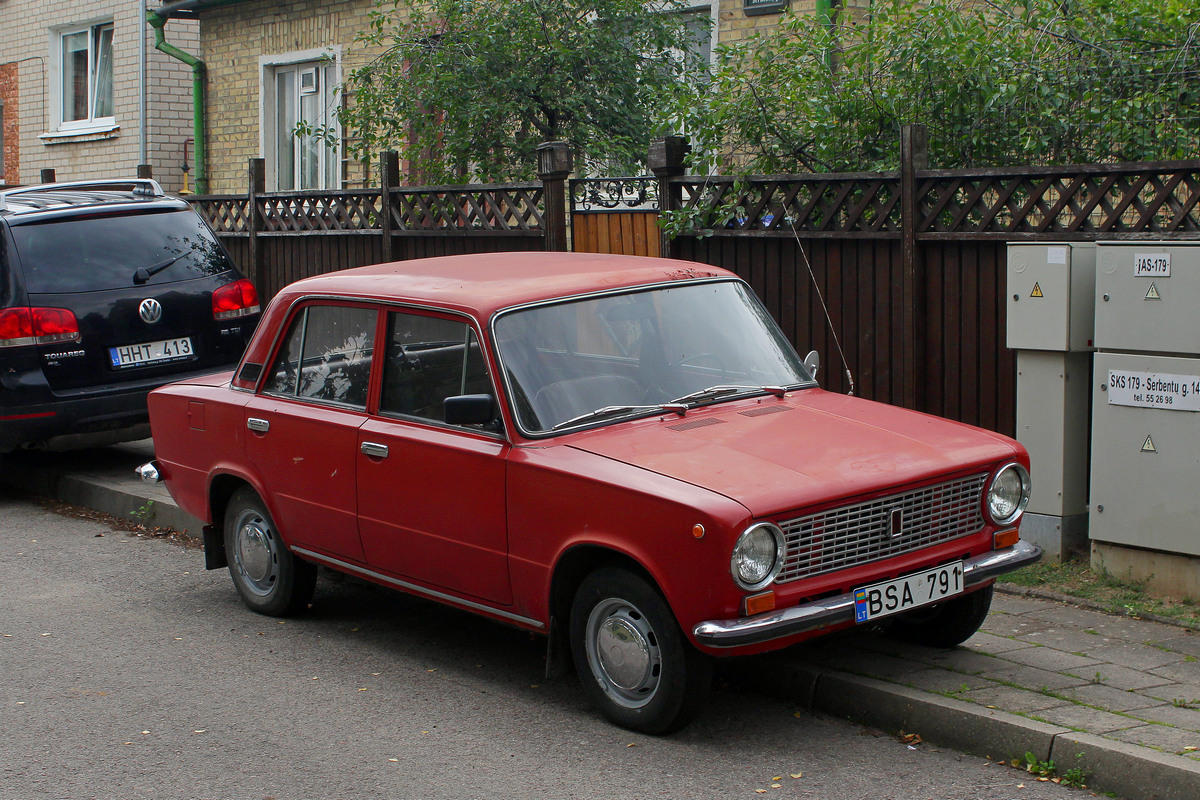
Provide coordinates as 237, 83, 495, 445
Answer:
212, 279, 260, 321
0, 307, 82, 348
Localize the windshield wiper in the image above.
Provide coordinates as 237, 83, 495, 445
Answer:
551, 403, 683, 431
668, 384, 790, 407
133, 253, 187, 285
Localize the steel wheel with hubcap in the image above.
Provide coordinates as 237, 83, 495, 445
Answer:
569, 567, 711, 734
223, 487, 316, 616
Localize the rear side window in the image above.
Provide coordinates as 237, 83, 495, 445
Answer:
264, 304, 377, 409
9, 208, 234, 294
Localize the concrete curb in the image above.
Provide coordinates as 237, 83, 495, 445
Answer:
1, 456, 204, 535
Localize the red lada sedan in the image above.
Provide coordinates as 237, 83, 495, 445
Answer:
142, 252, 1038, 733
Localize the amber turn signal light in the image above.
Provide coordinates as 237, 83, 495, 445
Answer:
993, 529, 1020, 550
743, 591, 776, 616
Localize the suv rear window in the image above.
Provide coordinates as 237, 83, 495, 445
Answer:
9, 208, 234, 294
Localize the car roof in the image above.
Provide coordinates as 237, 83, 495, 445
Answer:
0, 179, 187, 221
272, 252, 738, 319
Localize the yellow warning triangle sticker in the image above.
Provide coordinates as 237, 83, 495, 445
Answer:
1030, 282, 1043, 298
1142, 435, 1157, 453
1145, 282, 1161, 300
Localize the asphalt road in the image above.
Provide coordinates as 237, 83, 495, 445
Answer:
0, 486, 1088, 800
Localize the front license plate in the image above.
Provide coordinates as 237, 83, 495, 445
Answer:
109, 337, 194, 368
853, 562, 964, 623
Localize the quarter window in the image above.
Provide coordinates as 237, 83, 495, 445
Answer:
380, 312, 491, 424
60, 23, 114, 128
265, 305, 376, 409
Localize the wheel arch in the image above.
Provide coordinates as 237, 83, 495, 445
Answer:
548, 544, 660, 635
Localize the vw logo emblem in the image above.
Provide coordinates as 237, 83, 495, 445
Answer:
139, 298, 163, 324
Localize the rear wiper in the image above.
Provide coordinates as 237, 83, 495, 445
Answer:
133, 253, 187, 284
551, 403, 685, 431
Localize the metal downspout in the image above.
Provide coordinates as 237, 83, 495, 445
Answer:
146, 11, 207, 194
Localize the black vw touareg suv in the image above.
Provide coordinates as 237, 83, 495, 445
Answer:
0, 179, 260, 451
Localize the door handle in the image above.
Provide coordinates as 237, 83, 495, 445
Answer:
361, 441, 389, 459
247, 417, 270, 433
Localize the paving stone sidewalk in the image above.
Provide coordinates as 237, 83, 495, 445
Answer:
4, 440, 1200, 799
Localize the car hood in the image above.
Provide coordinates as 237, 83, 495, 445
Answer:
562, 388, 1022, 517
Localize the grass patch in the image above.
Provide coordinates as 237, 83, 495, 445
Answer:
1001, 559, 1200, 628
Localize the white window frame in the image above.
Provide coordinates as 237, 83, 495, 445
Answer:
260, 48, 343, 191
51, 19, 116, 134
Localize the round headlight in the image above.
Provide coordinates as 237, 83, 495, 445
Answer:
731, 522, 784, 591
986, 463, 1031, 525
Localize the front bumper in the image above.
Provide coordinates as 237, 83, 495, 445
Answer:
693, 540, 1042, 648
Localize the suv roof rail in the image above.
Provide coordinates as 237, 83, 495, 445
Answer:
0, 179, 167, 212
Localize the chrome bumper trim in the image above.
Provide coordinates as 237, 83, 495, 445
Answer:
692, 540, 1042, 648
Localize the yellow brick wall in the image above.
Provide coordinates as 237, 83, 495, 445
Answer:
198, 0, 879, 193
718, 0, 875, 44
201, 0, 390, 193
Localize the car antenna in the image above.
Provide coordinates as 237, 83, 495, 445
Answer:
789, 217, 855, 396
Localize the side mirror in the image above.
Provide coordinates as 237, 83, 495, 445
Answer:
444, 393, 496, 426
803, 350, 820, 379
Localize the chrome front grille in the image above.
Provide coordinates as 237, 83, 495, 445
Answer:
775, 473, 989, 583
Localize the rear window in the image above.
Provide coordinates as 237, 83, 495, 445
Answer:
10, 208, 235, 294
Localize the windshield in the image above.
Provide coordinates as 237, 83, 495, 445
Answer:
493, 280, 815, 434
11, 208, 235, 294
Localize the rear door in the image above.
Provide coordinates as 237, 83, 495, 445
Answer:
8, 206, 256, 392
243, 302, 379, 563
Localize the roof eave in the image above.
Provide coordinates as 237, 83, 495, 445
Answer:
155, 0, 256, 19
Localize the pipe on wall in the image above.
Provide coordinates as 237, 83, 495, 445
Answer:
146, 11, 207, 194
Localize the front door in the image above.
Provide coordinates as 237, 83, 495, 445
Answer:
355, 310, 511, 604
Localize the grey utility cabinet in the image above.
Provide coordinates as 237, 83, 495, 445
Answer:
1090, 243, 1200, 561
1006, 243, 1095, 561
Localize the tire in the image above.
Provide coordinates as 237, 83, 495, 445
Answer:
223, 487, 316, 617
569, 567, 712, 734
884, 585, 994, 648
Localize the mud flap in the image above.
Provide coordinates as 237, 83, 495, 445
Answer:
202, 524, 228, 570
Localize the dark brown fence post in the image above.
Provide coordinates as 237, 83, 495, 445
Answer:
900, 124, 928, 411
649, 136, 690, 259
537, 142, 573, 251
248, 158, 266, 294
380, 150, 399, 263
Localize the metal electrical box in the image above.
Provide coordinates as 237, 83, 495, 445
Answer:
1095, 243, 1200, 355
1007, 243, 1096, 561
1090, 351, 1200, 557
1089, 242, 1200, 594
1007, 243, 1096, 352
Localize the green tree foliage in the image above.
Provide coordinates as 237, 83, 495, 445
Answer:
673, 0, 1200, 172
336, 0, 707, 183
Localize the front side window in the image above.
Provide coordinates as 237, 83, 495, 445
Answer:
60, 22, 114, 128
380, 311, 492, 424
267, 58, 340, 190
265, 305, 376, 408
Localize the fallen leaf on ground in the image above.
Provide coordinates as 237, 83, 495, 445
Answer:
790, 773, 802, 779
